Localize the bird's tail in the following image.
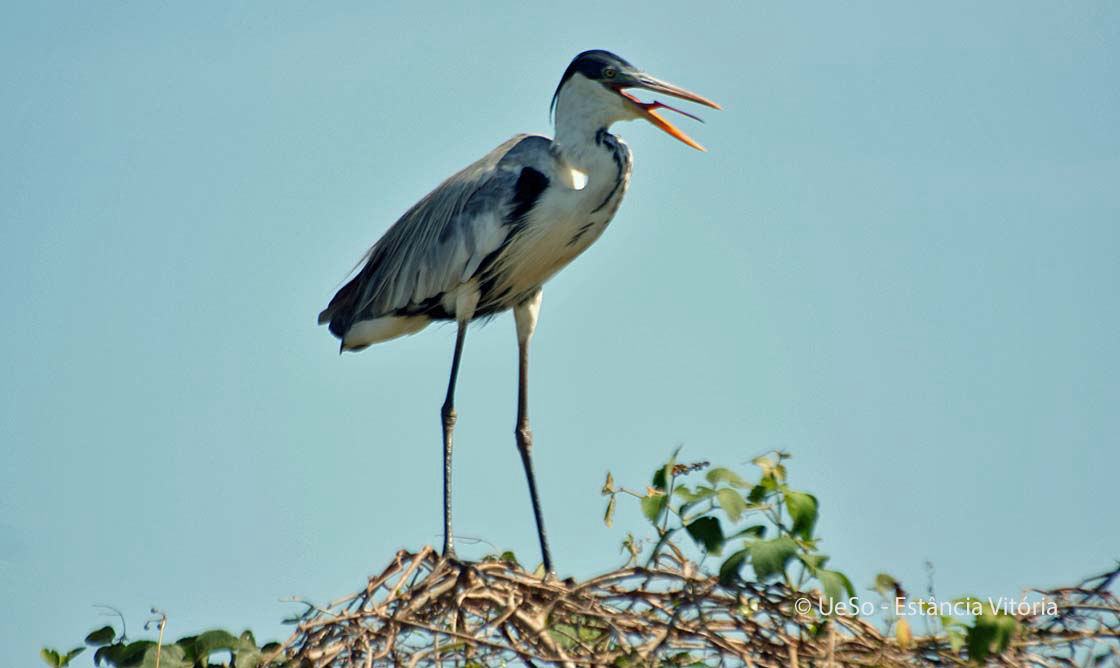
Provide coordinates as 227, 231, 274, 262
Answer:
317, 272, 363, 340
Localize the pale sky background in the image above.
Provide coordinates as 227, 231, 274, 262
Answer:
2, 2, 1117, 665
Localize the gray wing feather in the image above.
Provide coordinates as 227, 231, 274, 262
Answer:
319, 134, 553, 331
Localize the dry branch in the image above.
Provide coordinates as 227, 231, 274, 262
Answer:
272, 549, 1120, 667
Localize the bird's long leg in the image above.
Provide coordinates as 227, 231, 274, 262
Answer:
513, 291, 553, 573
441, 321, 468, 560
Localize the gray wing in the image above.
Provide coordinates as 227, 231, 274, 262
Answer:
319, 134, 553, 338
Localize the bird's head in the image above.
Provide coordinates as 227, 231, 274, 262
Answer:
550, 49, 720, 151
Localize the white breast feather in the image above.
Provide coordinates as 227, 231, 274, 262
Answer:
486, 146, 627, 301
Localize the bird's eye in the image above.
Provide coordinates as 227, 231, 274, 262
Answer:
603, 67, 617, 79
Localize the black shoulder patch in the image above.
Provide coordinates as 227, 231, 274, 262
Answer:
470, 167, 551, 317
507, 167, 550, 226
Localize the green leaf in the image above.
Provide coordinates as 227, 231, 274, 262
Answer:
728, 524, 766, 539
685, 516, 725, 553
60, 648, 85, 667
817, 569, 855, 606
86, 626, 116, 647
235, 638, 264, 668
993, 615, 1017, 652
193, 629, 240, 660
747, 476, 776, 503
752, 456, 775, 478
753, 456, 787, 482
873, 573, 899, 599
604, 495, 616, 528
716, 488, 748, 523
940, 615, 964, 631
651, 449, 680, 491
785, 491, 818, 539
718, 548, 749, 585
240, 629, 257, 647
705, 467, 749, 489
748, 536, 798, 581
640, 493, 667, 524
948, 629, 966, 654
135, 642, 190, 668
966, 621, 996, 664
674, 485, 716, 504
797, 552, 829, 574
967, 611, 1017, 663
110, 641, 155, 667
94, 644, 123, 667
41, 649, 61, 668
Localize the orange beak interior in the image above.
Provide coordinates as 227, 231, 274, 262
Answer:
616, 88, 718, 152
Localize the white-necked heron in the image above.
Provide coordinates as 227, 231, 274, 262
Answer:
319, 50, 718, 572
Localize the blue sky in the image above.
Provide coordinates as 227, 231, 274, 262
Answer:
2, 2, 1117, 664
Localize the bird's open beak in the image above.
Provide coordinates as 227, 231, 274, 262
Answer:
616, 74, 721, 151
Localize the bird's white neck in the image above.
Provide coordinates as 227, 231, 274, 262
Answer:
551, 74, 636, 168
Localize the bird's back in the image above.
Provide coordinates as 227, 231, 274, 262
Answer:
318, 134, 557, 350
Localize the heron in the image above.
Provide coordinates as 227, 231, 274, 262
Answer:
318, 50, 718, 573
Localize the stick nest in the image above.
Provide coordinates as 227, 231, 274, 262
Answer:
274, 547, 1119, 667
